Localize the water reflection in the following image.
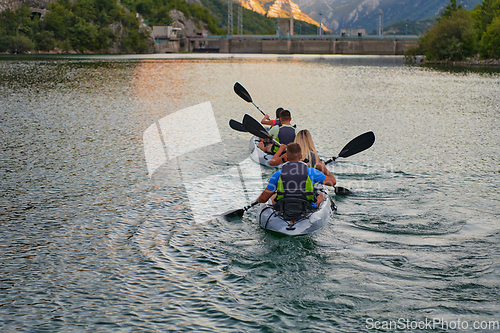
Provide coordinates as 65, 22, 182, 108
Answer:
1, 55, 499, 332
422, 63, 500, 74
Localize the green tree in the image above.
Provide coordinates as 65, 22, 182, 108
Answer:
0, 35, 34, 53
438, 0, 463, 22
43, 2, 75, 39
471, 0, 500, 34
34, 30, 56, 51
0, 7, 40, 39
418, 5, 476, 61
61, 38, 73, 51
120, 12, 152, 52
470, 0, 500, 58
71, 19, 96, 51
479, 16, 500, 58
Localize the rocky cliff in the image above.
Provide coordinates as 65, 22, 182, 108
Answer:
238, 0, 320, 27
0, 0, 54, 11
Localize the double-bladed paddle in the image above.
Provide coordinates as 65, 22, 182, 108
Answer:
221, 201, 258, 218
242, 114, 280, 145
229, 119, 247, 132
234, 82, 266, 116
324, 131, 375, 165
223, 118, 375, 217
242, 113, 375, 167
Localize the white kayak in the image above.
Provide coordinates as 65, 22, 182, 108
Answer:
256, 186, 336, 236
248, 136, 281, 168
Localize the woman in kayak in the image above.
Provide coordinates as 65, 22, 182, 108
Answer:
294, 129, 320, 168
269, 130, 330, 174
257, 143, 336, 207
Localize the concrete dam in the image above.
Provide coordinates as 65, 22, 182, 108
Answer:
155, 36, 419, 55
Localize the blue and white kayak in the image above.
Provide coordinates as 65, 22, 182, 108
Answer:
256, 186, 336, 236
249, 136, 280, 168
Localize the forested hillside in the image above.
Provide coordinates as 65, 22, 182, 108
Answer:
122, 0, 318, 35
407, 0, 500, 60
0, 0, 320, 53
0, 0, 151, 53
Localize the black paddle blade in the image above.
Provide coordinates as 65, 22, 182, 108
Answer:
338, 131, 375, 158
234, 82, 253, 103
335, 186, 354, 196
221, 201, 258, 219
242, 114, 272, 140
229, 119, 247, 132
222, 208, 245, 218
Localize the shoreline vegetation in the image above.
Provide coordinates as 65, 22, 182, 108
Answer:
404, 0, 500, 65
1, 0, 499, 67
422, 58, 500, 66
0, 0, 316, 55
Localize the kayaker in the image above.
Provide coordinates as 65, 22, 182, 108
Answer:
258, 110, 299, 153
269, 130, 330, 174
295, 130, 320, 168
256, 143, 336, 208
260, 107, 283, 127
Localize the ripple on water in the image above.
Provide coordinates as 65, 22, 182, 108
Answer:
2, 56, 500, 332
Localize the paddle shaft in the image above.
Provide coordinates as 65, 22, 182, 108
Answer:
324, 156, 338, 165
234, 82, 266, 116
252, 102, 266, 116
222, 201, 258, 218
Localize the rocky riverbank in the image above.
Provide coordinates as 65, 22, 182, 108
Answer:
423, 57, 500, 66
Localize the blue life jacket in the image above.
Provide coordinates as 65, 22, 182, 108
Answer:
276, 162, 315, 202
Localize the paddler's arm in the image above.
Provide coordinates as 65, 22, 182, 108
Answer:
257, 189, 275, 203
261, 114, 275, 126
316, 161, 336, 187
257, 171, 281, 203
269, 144, 287, 166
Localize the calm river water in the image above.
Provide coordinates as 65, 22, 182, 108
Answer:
1, 54, 499, 332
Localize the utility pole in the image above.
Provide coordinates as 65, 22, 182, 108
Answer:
228, 0, 233, 36
318, 13, 322, 36
378, 10, 383, 36
238, 4, 243, 36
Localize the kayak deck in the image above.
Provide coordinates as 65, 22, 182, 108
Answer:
256, 187, 336, 236
248, 136, 280, 168
249, 136, 277, 168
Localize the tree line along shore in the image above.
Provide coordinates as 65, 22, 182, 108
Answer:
1, 0, 499, 63
404, 0, 500, 63
0, 0, 314, 54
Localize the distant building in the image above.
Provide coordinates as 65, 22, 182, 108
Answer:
340, 28, 366, 37
152, 26, 181, 39
277, 17, 294, 36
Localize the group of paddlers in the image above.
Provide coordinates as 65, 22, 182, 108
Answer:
255, 108, 336, 208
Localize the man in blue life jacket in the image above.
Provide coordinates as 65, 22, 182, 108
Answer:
258, 109, 299, 153
256, 143, 336, 208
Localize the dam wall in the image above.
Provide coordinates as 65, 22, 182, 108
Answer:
156, 36, 419, 55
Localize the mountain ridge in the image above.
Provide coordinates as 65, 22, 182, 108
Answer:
290, 0, 482, 33
238, 0, 321, 27
229, 0, 483, 34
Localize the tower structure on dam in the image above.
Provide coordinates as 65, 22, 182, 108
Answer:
228, 0, 233, 36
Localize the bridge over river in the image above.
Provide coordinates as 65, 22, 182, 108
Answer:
155, 35, 419, 55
